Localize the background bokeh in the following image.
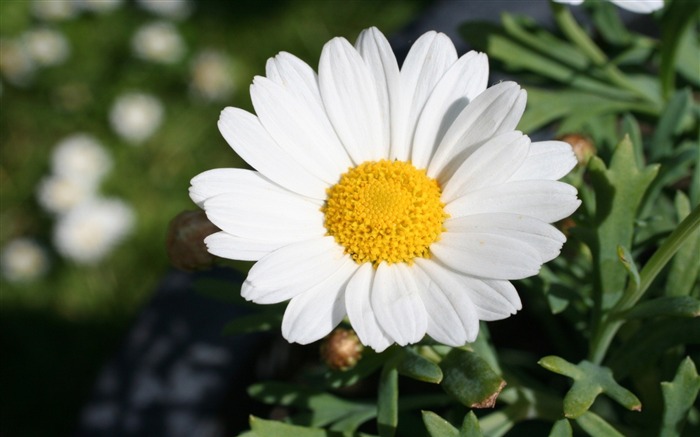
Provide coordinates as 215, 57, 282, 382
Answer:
0, 0, 430, 434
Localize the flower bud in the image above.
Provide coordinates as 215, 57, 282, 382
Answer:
320, 328, 363, 371
166, 210, 219, 271
560, 134, 596, 167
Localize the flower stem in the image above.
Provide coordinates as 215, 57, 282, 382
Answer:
589, 205, 700, 364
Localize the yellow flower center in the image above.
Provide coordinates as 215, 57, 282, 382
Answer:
322, 160, 447, 266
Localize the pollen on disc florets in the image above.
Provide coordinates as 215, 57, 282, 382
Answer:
322, 159, 447, 266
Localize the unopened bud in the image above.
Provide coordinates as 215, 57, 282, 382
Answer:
560, 134, 596, 167
320, 328, 363, 371
166, 210, 219, 271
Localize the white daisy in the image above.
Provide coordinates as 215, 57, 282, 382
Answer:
553, 0, 664, 13
53, 197, 135, 264
36, 174, 96, 215
190, 27, 581, 352
131, 21, 185, 65
0, 38, 35, 87
51, 133, 112, 186
109, 92, 164, 145
22, 27, 71, 67
31, 0, 80, 21
1, 238, 50, 282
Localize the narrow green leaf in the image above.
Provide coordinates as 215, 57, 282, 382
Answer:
325, 349, 386, 389
591, 1, 631, 46
538, 356, 641, 418
249, 416, 365, 437
620, 296, 700, 319
659, 357, 700, 437
650, 88, 692, 161
619, 113, 644, 168
616, 245, 640, 291
667, 192, 700, 297
421, 411, 458, 437
440, 349, 506, 409
460, 411, 483, 437
586, 136, 659, 309
575, 411, 625, 437
548, 418, 572, 437
396, 347, 442, 384
377, 360, 398, 437
660, 0, 700, 98
222, 311, 282, 335
676, 20, 700, 86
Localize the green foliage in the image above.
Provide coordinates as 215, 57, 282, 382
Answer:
659, 357, 700, 437
439, 349, 506, 409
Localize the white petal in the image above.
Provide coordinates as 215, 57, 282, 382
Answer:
265, 51, 325, 118
218, 107, 327, 199
371, 263, 428, 346
510, 140, 577, 181
345, 263, 393, 352
445, 213, 567, 263
427, 82, 527, 183
610, 0, 664, 13
205, 231, 282, 261
242, 236, 348, 304
411, 51, 489, 169
431, 231, 544, 280
355, 27, 399, 163
415, 259, 481, 341
391, 32, 457, 162
441, 131, 529, 203
446, 180, 581, 223
251, 75, 351, 183
319, 37, 386, 164
203, 181, 324, 242
281, 257, 358, 344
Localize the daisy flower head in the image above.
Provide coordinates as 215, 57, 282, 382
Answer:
190, 27, 581, 352
51, 133, 112, 186
131, 21, 185, 65
109, 92, 164, 145
1, 238, 50, 283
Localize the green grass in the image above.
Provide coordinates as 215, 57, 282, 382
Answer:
0, 0, 428, 434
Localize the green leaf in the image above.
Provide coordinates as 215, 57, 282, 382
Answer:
619, 113, 644, 167
608, 318, 700, 379
620, 296, 700, 319
439, 349, 506, 408
396, 347, 442, 384
248, 416, 374, 437
616, 245, 640, 291
667, 192, 700, 297
660, 0, 700, 98
325, 349, 386, 389
591, 1, 631, 46
222, 310, 282, 335
377, 359, 398, 437
586, 136, 659, 309
676, 20, 700, 86
538, 356, 641, 418
248, 382, 374, 429
649, 88, 693, 161
659, 357, 700, 437
548, 418, 572, 437
575, 411, 624, 437
421, 411, 458, 437
460, 411, 483, 437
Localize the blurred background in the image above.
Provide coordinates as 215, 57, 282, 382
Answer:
0, 0, 432, 434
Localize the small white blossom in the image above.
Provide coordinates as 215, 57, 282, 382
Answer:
1, 238, 50, 282
553, 0, 664, 13
136, 0, 193, 20
51, 133, 113, 186
109, 92, 164, 145
32, 0, 80, 21
132, 21, 185, 64
36, 174, 96, 215
53, 198, 135, 264
23, 27, 71, 67
189, 50, 235, 102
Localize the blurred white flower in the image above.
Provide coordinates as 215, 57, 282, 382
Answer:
51, 133, 113, 186
23, 27, 71, 67
36, 174, 96, 215
189, 50, 235, 102
32, 0, 80, 21
132, 21, 185, 64
136, 0, 193, 20
0, 39, 35, 86
80, 0, 124, 14
553, 0, 664, 13
109, 92, 164, 144
53, 198, 135, 264
1, 238, 50, 282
